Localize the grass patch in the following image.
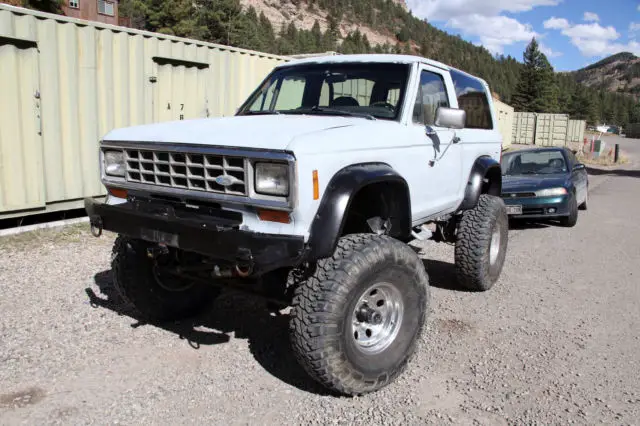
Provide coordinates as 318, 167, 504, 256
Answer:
0, 222, 114, 251
576, 145, 630, 166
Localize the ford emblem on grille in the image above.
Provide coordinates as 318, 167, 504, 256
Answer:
215, 175, 234, 187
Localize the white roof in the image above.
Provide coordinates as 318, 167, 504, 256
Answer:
277, 53, 489, 87
278, 53, 451, 71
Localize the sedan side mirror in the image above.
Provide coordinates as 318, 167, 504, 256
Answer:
434, 107, 466, 129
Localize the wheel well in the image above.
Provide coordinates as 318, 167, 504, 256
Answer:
341, 181, 410, 239
482, 167, 502, 196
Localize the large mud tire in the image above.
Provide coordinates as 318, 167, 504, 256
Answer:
111, 236, 220, 321
455, 194, 508, 292
289, 234, 430, 396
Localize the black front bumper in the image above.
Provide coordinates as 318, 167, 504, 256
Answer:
84, 197, 306, 275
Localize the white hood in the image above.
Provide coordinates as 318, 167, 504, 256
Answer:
103, 115, 369, 151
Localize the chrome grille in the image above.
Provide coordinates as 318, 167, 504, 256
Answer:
124, 149, 247, 196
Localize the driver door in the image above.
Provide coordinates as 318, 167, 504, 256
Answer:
408, 65, 463, 219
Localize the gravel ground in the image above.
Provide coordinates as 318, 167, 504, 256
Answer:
1, 147, 640, 424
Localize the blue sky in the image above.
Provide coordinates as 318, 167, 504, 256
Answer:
406, 0, 640, 71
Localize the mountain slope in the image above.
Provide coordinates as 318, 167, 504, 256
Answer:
572, 52, 640, 95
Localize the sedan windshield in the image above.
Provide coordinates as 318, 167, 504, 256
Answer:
501, 150, 568, 176
236, 63, 411, 121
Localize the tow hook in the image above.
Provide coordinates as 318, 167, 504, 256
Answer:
90, 216, 103, 238
235, 249, 254, 277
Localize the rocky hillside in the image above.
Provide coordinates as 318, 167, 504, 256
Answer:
571, 52, 640, 95
240, 0, 404, 47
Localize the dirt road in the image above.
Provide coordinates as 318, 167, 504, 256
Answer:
1, 141, 639, 425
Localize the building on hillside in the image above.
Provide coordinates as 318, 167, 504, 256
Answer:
61, 0, 119, 26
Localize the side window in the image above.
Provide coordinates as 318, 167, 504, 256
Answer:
331, 78, 375, 107
450, 70, 493, 129
412, 70, 449, 125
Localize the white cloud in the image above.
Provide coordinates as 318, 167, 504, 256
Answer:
406, 0, 557, 54
546, 18, 640, 57
539, 42, 563, 57
406, 0, 560, 21
544, 17, 570, 30
446, 14, 538, 54
630, 22, 640, 33
583, 12, 599, 22
562, 23, 619, 40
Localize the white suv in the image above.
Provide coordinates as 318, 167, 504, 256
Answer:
86, 54, 508, 396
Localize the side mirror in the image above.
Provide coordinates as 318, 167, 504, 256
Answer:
434, 107, 466, 129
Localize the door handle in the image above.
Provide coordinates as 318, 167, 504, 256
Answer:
452, 136, 461, 144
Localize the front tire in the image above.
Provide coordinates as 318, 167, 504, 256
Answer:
455, 194, 509, 292
561, 194, 579, 227
111, 236, 220, 321
289, 234, 429, 396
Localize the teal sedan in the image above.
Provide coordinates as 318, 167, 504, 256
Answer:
500, 147, 589, 227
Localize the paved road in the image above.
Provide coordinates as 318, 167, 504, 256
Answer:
1, 142, 639, 424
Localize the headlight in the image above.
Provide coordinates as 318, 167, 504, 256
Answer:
255, 162, 289, 196
104, 150, 125, 177
535, 187, 567, 197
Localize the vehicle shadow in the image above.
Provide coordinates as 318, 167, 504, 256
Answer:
85, 270, 332, 396
586, 166, 640, 178
508, 219, 555, 230
421, 259, 474, 292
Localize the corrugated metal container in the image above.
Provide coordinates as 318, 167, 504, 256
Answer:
535, 113, 569, 146
0, 4, 288, 218
566, 120, 586, 144
512, 112, 536, 145
493, 99, 514, 149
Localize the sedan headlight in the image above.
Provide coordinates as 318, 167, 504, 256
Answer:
535, 187, 567, 197
104, 150, 125, 177
255, 162, 289, 196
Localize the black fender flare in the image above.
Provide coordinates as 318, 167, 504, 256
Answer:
458, 156, 502, 211
306, 163, 411, 261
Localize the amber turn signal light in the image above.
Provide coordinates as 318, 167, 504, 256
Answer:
257, 209, 291, 224
108, 187, 128, 199
312, 170, 319, 200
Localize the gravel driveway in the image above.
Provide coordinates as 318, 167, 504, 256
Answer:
1, 152, 639, 425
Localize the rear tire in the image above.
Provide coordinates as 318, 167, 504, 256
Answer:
111, 236, 220, 321
289, 234, 429, 396
455, 194, 508, 292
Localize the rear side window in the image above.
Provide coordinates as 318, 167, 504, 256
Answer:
450, 70, 493, 130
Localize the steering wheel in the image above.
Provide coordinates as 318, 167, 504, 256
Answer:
370, 101, 396, 111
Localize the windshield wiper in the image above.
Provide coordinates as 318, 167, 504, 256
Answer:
241, 110, 281, 115
306, 105, 376, 120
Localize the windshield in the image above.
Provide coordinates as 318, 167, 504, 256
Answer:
501, 150, 568, 176
237, 63, 411, 120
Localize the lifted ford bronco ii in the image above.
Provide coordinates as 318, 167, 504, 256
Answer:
86, 54, 508, 396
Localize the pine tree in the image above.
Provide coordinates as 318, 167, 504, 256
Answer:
311, 20, 323, 51
512, 38, 559, 113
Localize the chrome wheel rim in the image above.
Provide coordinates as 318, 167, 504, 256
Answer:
351, 282, 404, 355
489, 224, 501, 266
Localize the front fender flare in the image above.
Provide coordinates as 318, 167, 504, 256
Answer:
458, 156, 502, 211
306, 163, 411, 261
